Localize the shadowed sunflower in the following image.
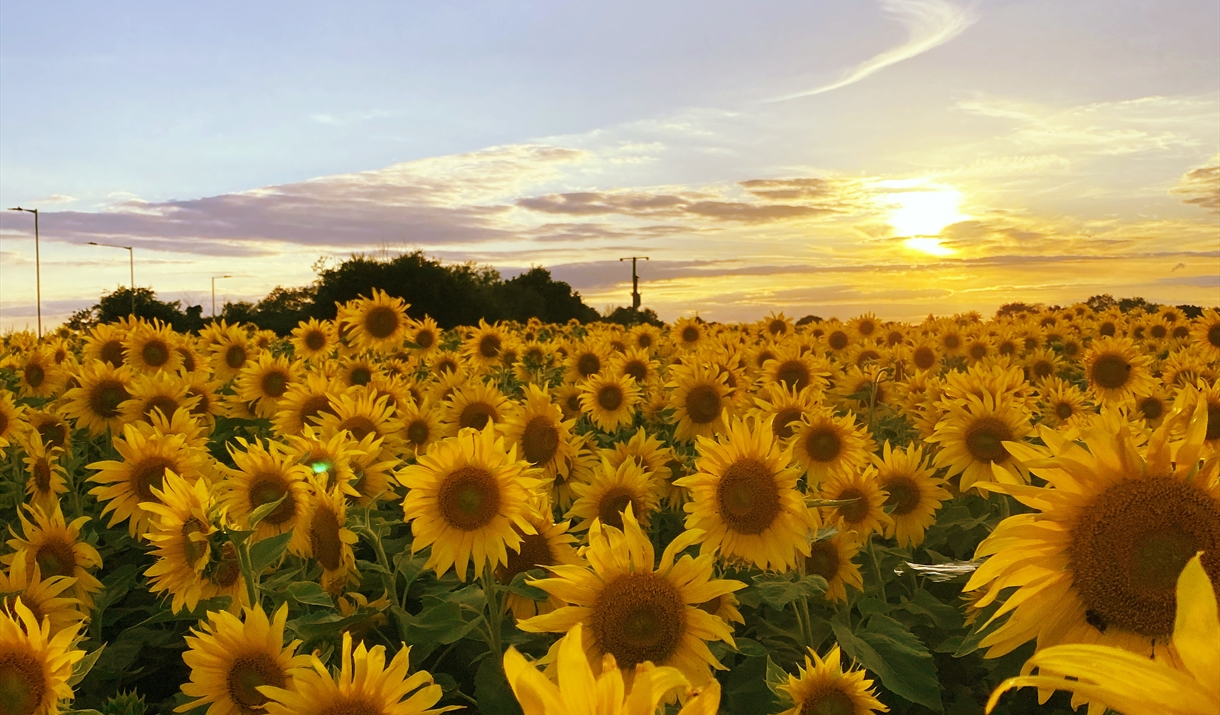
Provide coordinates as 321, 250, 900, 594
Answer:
579, 373, 641, 432
337, 354, 380, 388
398, 398, 445, 459
260, 631, 454, 715
504, 623, 722, 715
290, 318, 336, 362
178, 604, 311, 715
927, 392, 1032, 493
3, 504, 103, 608
341, 289, 411, 353
442, 381, 510, 434
209, 326, 254, 382
667, 362, 732, 443
291, 480, 358, 595
965, 391, 1220, 662
568, 456, 663, 532
1084, 336, 1156, 405
872, 442, 950, 549
496, 506, 582, 621
1176, 379, 1220, 459
20, 431, 68, 512
818, 467, 892, 541
88, 425, 210, 537
0, 598, 84, 715
398, 425, 544, 581
775, 645, 888, 715
677, 416, 814, 571
60, 360, 133, 436
519, 507, 744, 686
1036, 376, 1094, 431
790, 407, 875, 486
221, 438, 311, 546
286, 426, 358, 497
8, 347, 66, 400
501, 385, 577, 482
0, 554, 84, 637
0, 389, 27, 458
272, 373, 346, 436
803, 529, 864, 603
235, 353, 302, 419
1190, 307, 1220, 361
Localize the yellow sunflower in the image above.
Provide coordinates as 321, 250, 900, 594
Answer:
1190, 307, 1220, 361
748, 384, 825, 444
286, 426, 358, 496
672, 317, 706, 351
82, 321, 127, 367
221, 438, 312, 546
3, 504, 103, 608
340, 289, 411, 353
0, 555, 84, 637
518, 507, 744, 686
272, 372, 346, 436
20, 431, 68, 512
803, 529, 864, 603
60, 360, 133, 436
462, 319, 510, 369
124, 320, 183, 373
578, 373, 641, 432
290, 318, 337, 362
1036, 376, 1094, 430
789, 407, 875, 486
348, 437, 401, 506
496, 507, 582, 621
398, 398, 445, 460
441, 381, 510, 433
88, 425, 210, 537
775, 645, 888, 715
234, 352, 302, 419
405, 315, 442, 359
609, 347, 660, 391
0, 389, 28, 458
563, 339, 609, 383
676, 416, 814, 571
337, 354, 380, 388
927, 392, 1032, 492
667, 362, 732, 443
118, 371, 200, 426
291, 480, 359, 595
209, 326, 254, 382
818, 467, 892, 541
9, 347, 66, 399
398, 425, 544, 581
315, 390, 404, 460
872, 442, 950, 548
965, 392, 1220, 662
628, 323, 662, 354
568, 456, 663, 532
1084, 335, 1157, 404
178, 604, 311, 715
500, 384, 578, 482
760, 342, 831, 394
603, 427, 671, 476
260, 631, 453, 715
0, 597, 84, 715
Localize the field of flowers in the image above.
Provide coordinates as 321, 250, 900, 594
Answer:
0, 294, 1217, 715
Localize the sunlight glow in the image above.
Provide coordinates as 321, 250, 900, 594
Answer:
902, 237, 956, 257
887, 187, 967, 236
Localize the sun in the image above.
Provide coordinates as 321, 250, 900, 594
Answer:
883, 183, 968, 256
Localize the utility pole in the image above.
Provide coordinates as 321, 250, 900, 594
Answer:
212, 275, 233, 317
88, 242, 135, 316
6, 207, 40, 337
619, 256, 649, 309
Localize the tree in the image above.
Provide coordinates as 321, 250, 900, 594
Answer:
601, 306, 663, 327
996, 302, 1042, 318
1086, 294, 1117, 312
1118, 296, 1159, 313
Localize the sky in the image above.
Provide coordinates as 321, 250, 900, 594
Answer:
1, 0, 1217, 331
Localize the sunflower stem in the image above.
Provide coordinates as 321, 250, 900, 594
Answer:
358, 521, 399, 607
865, 537, 885, 599
481, 567, 504, 656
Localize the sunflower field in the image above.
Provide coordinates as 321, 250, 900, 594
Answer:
1, 295, 1218, 715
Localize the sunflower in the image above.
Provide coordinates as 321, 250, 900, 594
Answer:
441, 381, 510, 433
965, 392, 1220, 662
124, 320, 183, 373
568, 456, 663, 532
496, 507, 582, 620
823, 323, 854, 356
829, 364, 891, 414
628, 323, 662, 354
183, 372, 225, 430
760, 342, 830, 394
1036, 376, 1094, 430
818, 467, 892, 540
337, 354, 380, 388
272, 373, 345, 436
347, 436, 400, 505
905, 340, 941, 374
1125, 384, 1172, 431
178, 604, 311, 715
578, 373, 641, 432
339, 289, 410, 354
803, 529, 864, 603
748, 385, 824, 444
209, 327, 254, 382
118, 371, 200, 426
1158, 349, 1214, 390
562, 340, 608, 384
0, 597, 83, 715
234, 353, 302, 419
406, 315, 442, 359
3, 504, 103, 608
88, 425, 210, 537
513, 339, 556, 384
872, 442, 950, 548
927, 392, 1032, 492
260, 631, 453, 715
316, 390, 404, 460
398, 425, 544, 581
775, 645, 888, 715
986, 554, 1218, 715
673, 317, 706, 351
290, 318, 336, 362
462, 319, 509, 369
789, 407, 875, 486
609, 347, 659, 394
60, 360, 133, 436
286, 427, 358, 496
136, 405, 211, 451
501, 384, 577, 482
398, 398, 445, 460
603, 427, 671, 476
1084, 335, 1157, 404
9, 347, 65, 399
1190, 307, 1220, 361
220, 438, 312, 546
292, 480, 358, 595
676, 416, 815, 571
667, 361, 732, 443
20, 431, 68, 512
0, 389, 28, 458
1179, 379, 1220, 459
518, 507, 744, 686
504, 623, 722, 715
82, 321, 127, 367
0, 555, 84, 637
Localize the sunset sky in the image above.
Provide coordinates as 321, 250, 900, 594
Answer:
1, 0, 1217, 331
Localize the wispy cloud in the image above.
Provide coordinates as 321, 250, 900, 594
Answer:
1171, 156, 1220, 212
769, 0, 977, 102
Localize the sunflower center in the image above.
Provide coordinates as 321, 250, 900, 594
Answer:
145, 395, 179, 421
38, 422, 66, 450
340, 416, 377, 441
521, 417, 559, 466
716, 459, 781, 535
32, 460, 52, 493
249, 475, 296, 526
835, 487, 869, 524
225, 345, 248, 370
0, 411, 7, 437
34, 538, 76, 579
577, 353, 600, 377
1032, 360, 1054, 379
0, 651, 46, 715
597, 487, 642, 530
226, 652, 286, 711
23, 364, 45, 389
415, 329, 435, 349
131, 457, 175, 501
827, 331, 848, 351
459, 402, 497, 431
964, 418, 1012, 464
776, 360, 810, 391
1069, 478, 1220, 637
304, 330, 326, 351
623, 361, 648, 383
969, 344, 988, 361
856, 349, 881, 367
497, 530, 555, 582
348, 367, 372, 386
773, 408, 802, 440
309, 503, 344, 571
141, 340, 170, 367
1092, 354, 1130, 390
769, 319, 787, 336
883, 476, 921, 516
1206, 323, 1220, 348
1207, 402, 1220, 442
681, 326, 699, 344
364, 306, 400, 339
591, 572, 686, 670
913, 347, 936, 370
298, 395, 333, 427
182, 518, 209, 566
261, 371, 288, 398
800, 687, 855, 715
1138, 396, 1164, 421
597, 385, 624, 412
685, 385, 722, 425
100, 339, 125, 366
212, 542, 242, 588
805, 540, 840, 581
1150, 324, 1167, 339
89, 379, 130, 418
1054, 402, 1074, 420
805, 428, 841, 464
438, 467, 501, 531
406, 419, 431, 447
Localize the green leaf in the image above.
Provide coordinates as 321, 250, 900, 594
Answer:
505, 571, 548, 601
68, 644, 105, 687
722, 651, 778, 715
751, 572, 828, 609
475, 655, 523, 715
247, 493, 288, 527
901, 590, 964, 631
249, 530, 293, 573
831, 614, 942, 711
765, 654, 790, 695
287, 581, 334, 607
735, 637, 768, 658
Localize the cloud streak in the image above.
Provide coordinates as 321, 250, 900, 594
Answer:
769, 0, 976, 102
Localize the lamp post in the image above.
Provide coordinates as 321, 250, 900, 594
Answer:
6, 207, 40, 337
212, 275, 233, 317
87, 242, 135, 316
618, 256, 649, 309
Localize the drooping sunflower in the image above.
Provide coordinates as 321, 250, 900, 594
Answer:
0, 597, 84, 715
0, 555, 85, 637
441, 381, 511, 433
927, 392, 1032, 492
59, 360, 133, 436
3, 504, 103, 608
220, 437, 312, 545
667, 361, 732, 443
519, 507, 744, 686
291, 480, 358, 595
124, 320, 183, 373
88, 425, 210, 537
965, 392, 1220, 662
260, 631, 453, 715
178, 604, 311, 715
578, 373, 641, 433
568, 456, 663, 532
21, 431, 68, 512
290, 318, 337, 362
1084, 335, 1157, 404
234, 352, 302, 419
803, 529, 864, 603
818, 467, 892, 541
872, 442, 950, 548
775, 645, 888, 715
398, 425, 544, 581
789, 407, 875, 486
340, 289, 411, 354
676, 416, 815, 571
500, 384, 578, 482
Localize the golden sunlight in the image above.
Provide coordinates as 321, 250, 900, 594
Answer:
886, 186, 966, 236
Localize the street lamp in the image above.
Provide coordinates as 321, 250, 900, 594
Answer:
87, 242, 135, 316
619, 256, 649, 309
212, 275, 233, 317
6, 207, 40, 337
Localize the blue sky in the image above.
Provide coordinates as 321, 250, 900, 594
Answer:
1, 0, 1217, 329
